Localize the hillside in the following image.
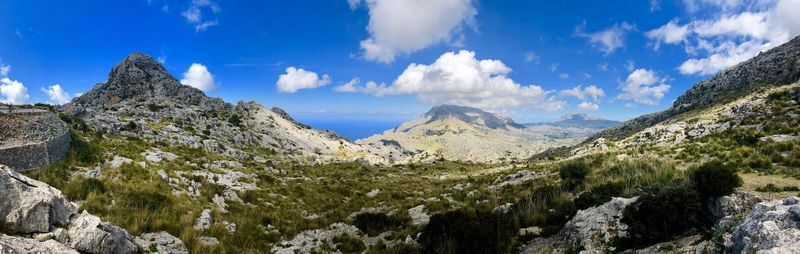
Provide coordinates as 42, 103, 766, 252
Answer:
359, 105, 617, 162
63, 53, 413, 165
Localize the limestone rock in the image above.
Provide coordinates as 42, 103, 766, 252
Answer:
408, 205, 430, 226
135, 231, 188, 254
726, 197, 800, 253
0, 165, 79, 234
621, 234, 719, 254
66, 211, 140, 254
0, 234, 79, 254
522, 197, 638, 254
194, 209, 212, 230
272, 223, 361, 254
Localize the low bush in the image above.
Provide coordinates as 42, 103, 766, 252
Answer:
621, 182, 702, 246
559, 160, 590, 189
65, 178, 106, 200
228, 114, 242, 127
353, 213, 406, 236
69, 132, 100, 164
755, 183, 800, 192
332, 234, 366, 254
419, 209, 519, 254
689, 160, 742, 199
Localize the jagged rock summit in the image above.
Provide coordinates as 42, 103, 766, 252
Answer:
66, 52, 228, 114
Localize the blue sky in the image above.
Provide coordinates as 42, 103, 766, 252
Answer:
1, 0, 798, 124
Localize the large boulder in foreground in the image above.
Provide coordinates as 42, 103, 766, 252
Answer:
726, 196, 800, 253
522, 197, 637, 253
0, 164, 141, 254
0, 165, 79, 234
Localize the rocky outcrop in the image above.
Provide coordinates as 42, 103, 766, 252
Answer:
725, 196, 800, 253
0, 165, 79, 234
134, 231, 188, 254
0, 164, 142, 254
0, 234, 79, 254
620, 234, 719, 254
522, 197, 638, 253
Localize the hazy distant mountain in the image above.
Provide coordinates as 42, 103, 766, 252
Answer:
359, 105, 613, 162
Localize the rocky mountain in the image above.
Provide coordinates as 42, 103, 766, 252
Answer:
584, 35, 800, 145
63, 53, 413, 165
358, 105, 614, 162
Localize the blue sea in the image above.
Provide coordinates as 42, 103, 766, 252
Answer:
297, 119, 403, 141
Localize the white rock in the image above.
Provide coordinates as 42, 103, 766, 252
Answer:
366, 189, 381, 198
66, 211, 140, 254
727, 196, 800, 253
223, 221, 237, 234
0, 165, 79, 234
0, 234, 79, 254
108, 156, 133, 169
135, 231, 188, 254
141, 149, 178, 163
194, 209, 212, 230
212, 195, 228, 213
408, 205, 430, 226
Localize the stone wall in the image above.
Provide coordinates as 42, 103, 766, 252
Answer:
0, 112, 71, 172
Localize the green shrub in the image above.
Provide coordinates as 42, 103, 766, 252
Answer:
332, 235, 366, 254
689, 160, 742, 199
69, 132, 100, 164
353, 213, 406, 236
119, 190, 171, 212
559, 160, 590, 188
574, 181, 625, 210
419, 209, 519, 254
621, 182, 702, 246
228, 114, 242, 127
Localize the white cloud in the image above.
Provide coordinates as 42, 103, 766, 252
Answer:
0, 77, 29, 105
181, 0, 220, 32
576, 22, 636, 55
351, 0, 477, 63
646, 20, 690, 49
342, 50, 565, 111
276, 67, 331, 93
333, 78, 360, 93
559, 85, 605, 101
180, 63, 217, 92
617, 69, 671, 105
578, 101, 600, 111
41, 84, 72, 105
648, 0, 800, 75
559, 73, 570, 79
650, 0, 661, 11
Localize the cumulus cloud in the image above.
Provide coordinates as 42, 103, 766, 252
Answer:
523, 52, 539, 64
276, 67, 331, 93
333, 78, 360, 93
559, 85, 605, 101
646, 20, 690, 49
41, 84, 72, 105
617, 69, 671, 105
181, 0, 220, 32
341, 50, 565, 111
180, 63, 217, 92
576, 22, 636, 55
351, 0, 477, 63
647, 0, 800, 75
578, 101, 600, 111
1, 78, 29, 105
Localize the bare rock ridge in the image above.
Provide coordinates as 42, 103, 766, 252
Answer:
587, 35, 800, 143
421, 104, 524, 129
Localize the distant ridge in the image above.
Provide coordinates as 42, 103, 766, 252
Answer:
423, 104, 525, 129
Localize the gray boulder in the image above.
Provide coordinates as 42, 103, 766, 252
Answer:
726, 197, 800, 253
135, 231, 188, 254
522, 197, 638, 254
65, 211, 140, 254
620, 234, 719, 254
0, 234, 79, 254
0, 164, 79, 234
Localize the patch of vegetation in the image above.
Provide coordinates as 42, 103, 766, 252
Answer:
353, 212, 408, 236
559, 160, 590, 189
332, 234, 367, 254
689, 159, 742, 199
228, 114, 242, 127
620, 181, 703, 246
419, 209, 519, 254
64, 177, 107, 200
755, 183, 800, 192
68, 131, 100, 165
574, 181, 625, 210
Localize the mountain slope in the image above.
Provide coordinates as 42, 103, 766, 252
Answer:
359, 105, 615, 162
64, 53, 411, 164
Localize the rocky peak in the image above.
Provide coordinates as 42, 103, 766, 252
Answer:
65, 52, 228, 114
423, 104, 524, 129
